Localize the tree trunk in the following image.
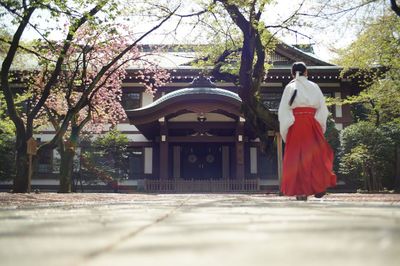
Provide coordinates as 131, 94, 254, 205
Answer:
13, 143, 29, 193
396, 146, 400, 191
59, 146, 75, 193
12, 124, 30, 192
58, 126, 81, 193
363, 164, 370, 191
215, 0, 279, 153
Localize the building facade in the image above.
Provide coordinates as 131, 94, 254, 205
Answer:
34, 44, 359, 192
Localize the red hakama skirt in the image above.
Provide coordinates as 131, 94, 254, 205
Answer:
281, 107, 337, 196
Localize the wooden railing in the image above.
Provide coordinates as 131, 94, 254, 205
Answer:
143, 178, 260, 193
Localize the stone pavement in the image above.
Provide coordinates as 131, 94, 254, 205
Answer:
0, 193, 399, 266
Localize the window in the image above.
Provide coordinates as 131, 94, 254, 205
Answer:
258, 138, 278, 179
122, 92, 141, 109
261, 93, 282, 111
37, 151, 52, 173
323, 92, 334, 98
129, 148, 144, 179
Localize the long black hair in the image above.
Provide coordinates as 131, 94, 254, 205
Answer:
291, 61, 307, 76
289, 62, 307, 106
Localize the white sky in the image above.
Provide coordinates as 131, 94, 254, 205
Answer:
13, 0, 390, 63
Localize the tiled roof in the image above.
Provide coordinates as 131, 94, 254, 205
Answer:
133, 87, 242, 111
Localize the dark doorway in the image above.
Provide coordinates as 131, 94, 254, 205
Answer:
181, 144, 222, 179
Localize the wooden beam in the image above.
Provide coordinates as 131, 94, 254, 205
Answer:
168, 136, 235, 143
276, 133, 283, 191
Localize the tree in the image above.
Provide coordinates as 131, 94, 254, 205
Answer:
336, 12, 400, 125
1, 0, 176, 192
339, 122, 394, 191
325, 115, 340, 172
181, 0, 347, 150
335, 11, 400, 190
390, 0, 400, 17
37, 24, 170, 192
381, 120, 400, 190
92, 129, 130, 180
184, 0, 281, 151
1, 0, 114, 192
79, 129, 130, 191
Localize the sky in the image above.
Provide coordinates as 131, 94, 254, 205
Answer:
113, 0, 387, 62
10, 0, 389, 63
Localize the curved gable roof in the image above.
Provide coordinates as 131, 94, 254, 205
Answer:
126, 87, 243, 139
133, 87, 241, 114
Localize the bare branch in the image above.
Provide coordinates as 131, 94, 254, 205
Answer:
77, 111, 92, 133
266, 25, 313, 40
78, 5, 179, 106
48, 5, 179, 150
297, 0, 378, 19
0, 1, 57, 50
211, 48, 241, 82
175, 9, 209, 18
0, 2, 21, 16
0, 37, 54, 62
1, 6, 36, 136
27, 0, 108, 137
44, 106, 61, 131
36, 2, 74, 17
216, 0, 251, 36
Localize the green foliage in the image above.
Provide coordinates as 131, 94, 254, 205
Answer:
342, 72, 400, 125
381, 119, 400, 147
335, 12, 400, 191
339, 121, 395, 191
93, 129, 129, 157
350, 103, 369, 123
189, 1, 277, 79
325, 115, 340, 172
81, 129, 129, 182
0, 133, 15, 181
336, 13, 400, 125
0, 92, 15, 180
337, 13, 400, 70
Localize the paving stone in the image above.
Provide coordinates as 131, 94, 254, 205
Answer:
0, 193, 399, 266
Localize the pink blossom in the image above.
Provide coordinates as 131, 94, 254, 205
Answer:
32, 24, 170, 136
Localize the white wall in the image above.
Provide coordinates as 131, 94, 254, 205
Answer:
250, 147, 258, 174
142, 92, 153, 107
34, 132, 150, 142
335, 92, 342, 118
335, 123, 343, 130
144, 147, 153, 174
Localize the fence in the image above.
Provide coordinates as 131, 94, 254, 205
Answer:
143, 178, 260, 193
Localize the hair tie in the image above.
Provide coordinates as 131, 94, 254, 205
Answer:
295, 71, 300, 79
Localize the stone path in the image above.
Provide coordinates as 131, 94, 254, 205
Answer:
0, 193, 399, 266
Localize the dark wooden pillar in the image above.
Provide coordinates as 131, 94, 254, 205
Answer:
276, 132, 283, 189
235, 119, 245, 180
159, 120, 169, 180
396, 146, 400, 190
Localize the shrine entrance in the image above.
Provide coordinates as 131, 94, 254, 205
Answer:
181, 143, 223, 179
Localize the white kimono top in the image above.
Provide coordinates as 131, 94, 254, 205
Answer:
278, 76, 329, 142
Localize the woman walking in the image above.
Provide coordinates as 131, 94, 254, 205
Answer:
278, 62, 336, 200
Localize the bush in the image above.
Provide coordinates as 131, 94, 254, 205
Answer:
0, 134, 15, 181
380, 120, 400, 190
325, 115, 340, 173
80, 129, 129, 184
0, 109, 15, 181
339, 121, 395, 191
